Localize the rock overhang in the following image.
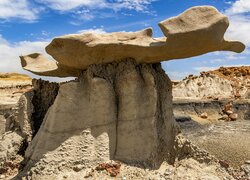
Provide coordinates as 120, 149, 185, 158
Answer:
20, 6, 245, 77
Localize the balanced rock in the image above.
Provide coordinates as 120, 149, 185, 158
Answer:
17, 5, 245, 179
20, 6, 245, 77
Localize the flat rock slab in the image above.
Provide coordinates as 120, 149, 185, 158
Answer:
20, 6, 245, 77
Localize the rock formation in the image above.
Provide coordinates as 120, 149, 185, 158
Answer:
173, 66, 250, 99
20, 6, 245, 77
17, 6, 245, 179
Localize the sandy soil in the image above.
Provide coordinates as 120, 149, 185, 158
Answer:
179, 119, 250, 167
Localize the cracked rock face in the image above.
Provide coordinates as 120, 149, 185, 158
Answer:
20, 61, 178, 177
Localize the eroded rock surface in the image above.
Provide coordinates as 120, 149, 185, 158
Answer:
20, 6, 245, 77
18, 61, 177, 178
173, 66, 250, 99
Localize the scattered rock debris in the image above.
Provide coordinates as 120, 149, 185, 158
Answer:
219, 102, 238, 121
95, 161, 121, 177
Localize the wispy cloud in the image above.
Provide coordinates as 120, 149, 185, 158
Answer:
35, 0, 156, 12
167, 71, 191, 80
0, 0, 157, 22
77, 28, 106, 34
193, 64, 247, 73
225, 0, 250, 15
225, 14, 250, 46
224, 0, 250, 47
0, 34, 48, 73
0, 0, 39, 21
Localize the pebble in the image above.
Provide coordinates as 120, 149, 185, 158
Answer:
219, 160, 229, 169
0, 175, 5, 179
245, 160, 250, 164
200, 112, 208, 119
226, 110, 233, 115
219, 114, 229, 121
229, 113, 238, 121
73, 165, 84, 172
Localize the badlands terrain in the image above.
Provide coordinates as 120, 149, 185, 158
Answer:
173, 66, 250, 174
0, 66, 249, 179
0, 6, 249, 179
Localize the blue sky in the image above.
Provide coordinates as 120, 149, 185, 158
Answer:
0, 0, 249, 80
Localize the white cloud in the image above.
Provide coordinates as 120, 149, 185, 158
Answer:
193, 66, 219, 72
193, 64, 247, 73
35, 0, 106, 11
225, 14, 250, 46
0, 0, 38, 21
226, 0, 250, 15
0, 0, 156, 21
0, 35, 48, 74
224, 0, 250, 47
35, 0, 156, 12
111, 0, 156, 12
77, 28, 106, 34
167, 71, 191, 80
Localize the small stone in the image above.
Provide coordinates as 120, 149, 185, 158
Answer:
219, 114, 229, 121
197, 82, 202, 86
0, 175, 5, 179
63, 175, 68, 179
229, 113, 238, 121
241, 164, 250, 175
235, 92, 241, 98
219, 160, 229, 169
73, 165, 84, 172
200, 112, 208, 119
226, 110, 233, 115
245, 160, 250, 164
223, 102, 233, 112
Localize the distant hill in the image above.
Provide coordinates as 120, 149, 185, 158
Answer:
173, 66, 250, 99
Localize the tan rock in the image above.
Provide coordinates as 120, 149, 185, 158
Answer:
226, 110, 233, 115
229, 113, 238, 121
235, 91, 241, 98
20, 6, 245, 77
224, 102, 233, 112
200, 112, 208, 119
20, 53, 81, 77
218, 114, 229, 121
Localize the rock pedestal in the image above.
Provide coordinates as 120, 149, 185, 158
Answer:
17, 6, 245, 178
22, 61, 177, 177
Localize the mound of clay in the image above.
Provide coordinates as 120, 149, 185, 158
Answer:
20, 6, 245, 77
173, 66, 250, 99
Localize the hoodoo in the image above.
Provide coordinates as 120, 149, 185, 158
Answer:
18, 6, 245, 179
